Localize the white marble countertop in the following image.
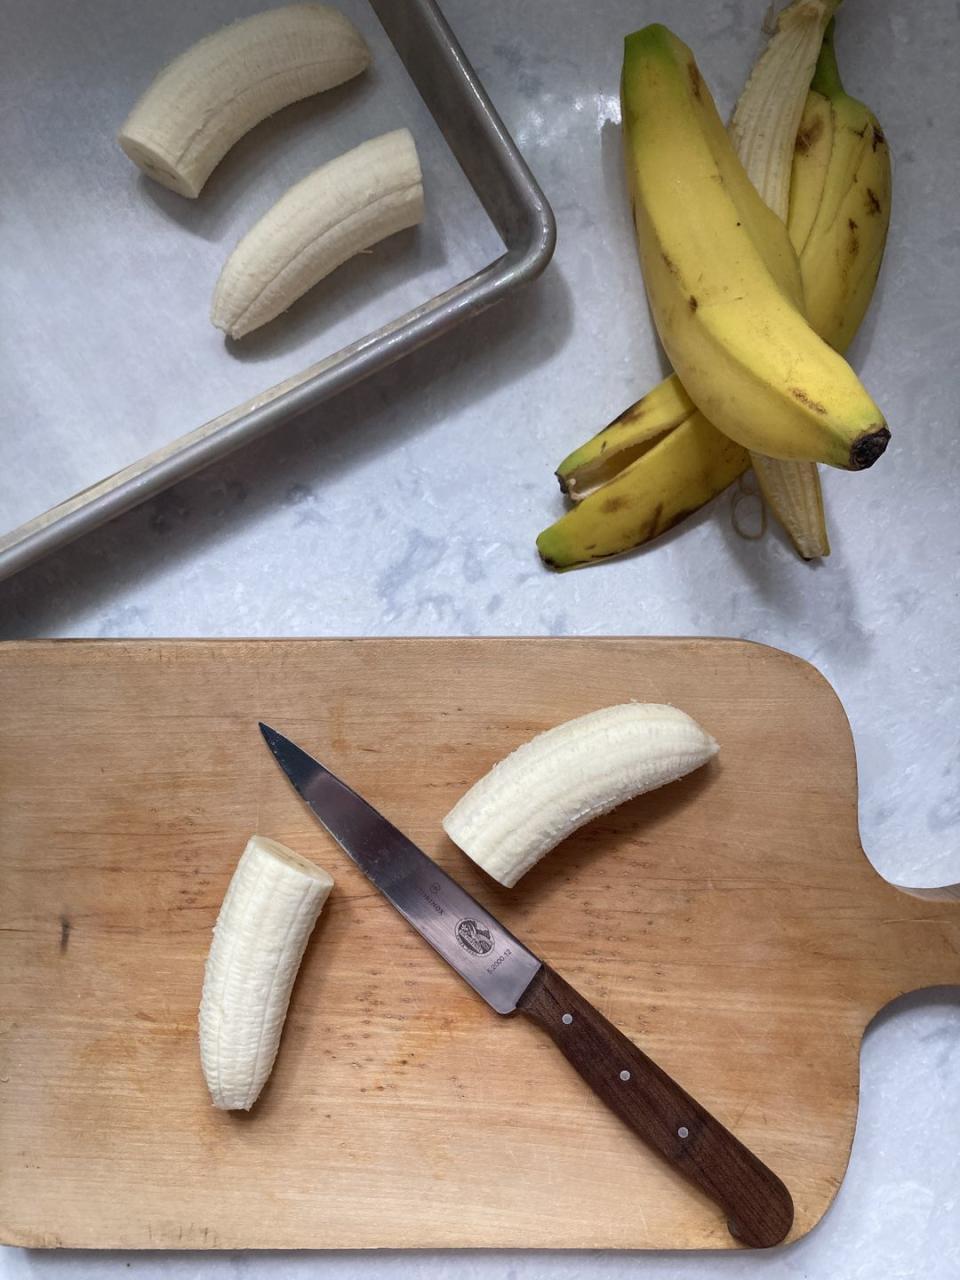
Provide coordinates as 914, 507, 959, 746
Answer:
2, 0, 958, 1276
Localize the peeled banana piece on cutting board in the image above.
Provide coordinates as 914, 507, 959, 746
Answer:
118, 4, 371, 197
199, 834, 333, 1111
211, 128, 424, 338
443, 704, 718, 888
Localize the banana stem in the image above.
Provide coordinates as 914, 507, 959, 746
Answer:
810, 18, 844, 97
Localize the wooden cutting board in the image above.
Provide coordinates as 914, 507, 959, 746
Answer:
0, 639, 956, 1250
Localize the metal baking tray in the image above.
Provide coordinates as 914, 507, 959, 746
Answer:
0, 0, 555, 581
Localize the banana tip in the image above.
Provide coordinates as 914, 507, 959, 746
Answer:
536, 541, 572, 572
210, 301, 245, 341
849, 425, 890, 470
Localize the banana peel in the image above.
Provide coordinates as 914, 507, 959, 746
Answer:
556, 377, 696, 500
538, 416, 748, 569
539, 17, 891, 570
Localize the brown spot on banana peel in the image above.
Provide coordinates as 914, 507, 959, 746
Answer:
789, 387, 828, 414
687, 61, 702, 100
871, 124, 886, 151
627, 502, 694, 551
847, 218, 859, 256
543, 545, 615, 570
610, 402, 646, 428
644, 502, 664, 542
602, 495, 630, 515
661, 250, 679, 276
688, 295, 699, 312
866, 187, 882, 215
795, 115, 824, 153
849, 426, 890, 470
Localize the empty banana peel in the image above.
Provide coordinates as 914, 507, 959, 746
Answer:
539, 13, 891, 569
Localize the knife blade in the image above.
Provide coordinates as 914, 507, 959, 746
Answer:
259, 722, 793, 1248
258, 720, 540, 1013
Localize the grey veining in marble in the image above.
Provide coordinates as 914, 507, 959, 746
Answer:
1, 0, 958, 1276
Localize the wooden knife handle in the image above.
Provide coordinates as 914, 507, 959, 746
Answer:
516, 964, 793, 1248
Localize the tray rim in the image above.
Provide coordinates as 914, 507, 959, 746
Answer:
0, 0, 556, 584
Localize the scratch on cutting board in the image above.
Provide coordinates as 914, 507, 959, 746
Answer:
732, 1092, 759, 1130
502, 1142, 523, 1172
635, 1199, 649, 1237
59, 915, 71, 952
879, 917, 953, 925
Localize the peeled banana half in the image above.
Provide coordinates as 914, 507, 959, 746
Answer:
444, 704, 718, 888
118, 4, 370, 197
212, 128, 424, 338
199, 835, 333, 1111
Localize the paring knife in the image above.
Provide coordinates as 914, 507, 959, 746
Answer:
259, 722, 794, 1248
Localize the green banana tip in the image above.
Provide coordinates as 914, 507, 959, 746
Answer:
536, 526, 576, 572
536, 547, 566, 573
623, 23, 676, 61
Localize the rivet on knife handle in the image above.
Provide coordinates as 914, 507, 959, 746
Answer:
517, 964, 794, 1248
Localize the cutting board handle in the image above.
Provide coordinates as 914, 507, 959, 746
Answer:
894, 881, 960, 904
517, 964, 794, 1249
870, 878, 960, 997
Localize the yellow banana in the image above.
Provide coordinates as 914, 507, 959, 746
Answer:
622, 25, 887, 469
557, 2, 836, 511
789, 28, 892, 353
539, 37, 891, 569
788, 94, 836, 257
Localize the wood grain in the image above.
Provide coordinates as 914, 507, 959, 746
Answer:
0, 638, 956, 1250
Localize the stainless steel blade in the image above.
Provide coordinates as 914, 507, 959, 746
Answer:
259, 723, 542, 1014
